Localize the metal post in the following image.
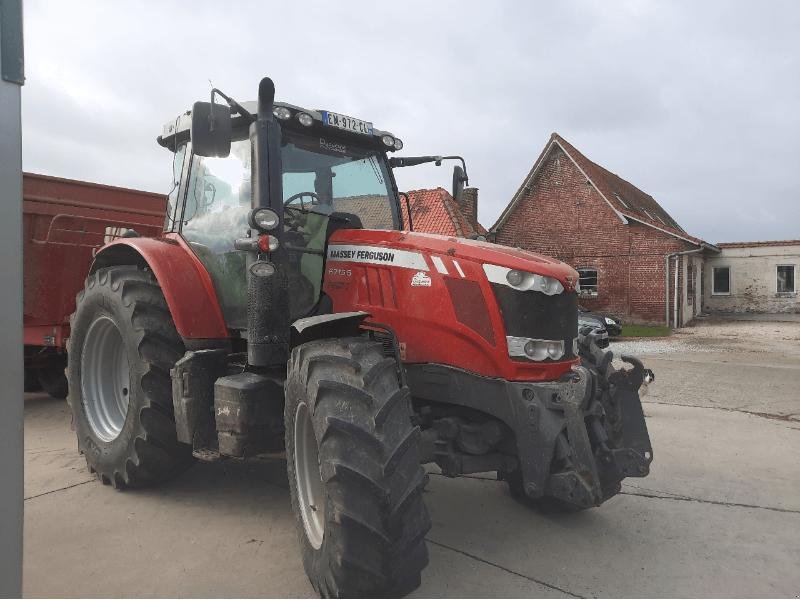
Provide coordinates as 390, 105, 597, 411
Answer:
0, 0, 25, 596
673, 255, 679, 328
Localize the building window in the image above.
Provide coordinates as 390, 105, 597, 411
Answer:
777, 265, 795, 294
712, 266, 730, 295
577, 268, 598, 297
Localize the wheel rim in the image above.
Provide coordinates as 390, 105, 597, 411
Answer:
294, 401, 325, 549
80, 316, 131, 442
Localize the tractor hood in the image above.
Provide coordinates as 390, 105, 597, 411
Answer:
328, 229, 579, 292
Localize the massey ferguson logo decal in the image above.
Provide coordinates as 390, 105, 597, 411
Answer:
411, 271, 432, 287
329, 248, 396, 263
327, 244, 429, 271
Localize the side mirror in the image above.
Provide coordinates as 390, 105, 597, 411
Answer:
190, 101, 232, 157
452, 165, 467, 203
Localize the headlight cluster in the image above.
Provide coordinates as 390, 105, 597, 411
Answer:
248, 208, 280, 255
483, 264, 564, 296
604, 317, 616, 325
273, 106, 292, 120
380, 134, 403, 150
506, 336, 566, 361
271, 106, 313, 127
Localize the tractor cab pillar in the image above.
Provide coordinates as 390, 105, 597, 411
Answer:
189, 77, 291, 367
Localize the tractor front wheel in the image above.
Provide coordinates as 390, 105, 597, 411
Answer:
66, 265, 192, 488
285, 337, 430, 598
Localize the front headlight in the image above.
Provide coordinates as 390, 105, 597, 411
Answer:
506, 269, 524, 287
250, 207, 280, 231
483, 264, 564, 295
604, 317, 615, 325
508, 336, 565, 361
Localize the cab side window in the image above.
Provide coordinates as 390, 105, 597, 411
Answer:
181, 138, 252, 330
164, 144, 187, 232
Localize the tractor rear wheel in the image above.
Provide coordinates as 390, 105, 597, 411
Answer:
285, 337, 430, 598
66, 265, 192, 489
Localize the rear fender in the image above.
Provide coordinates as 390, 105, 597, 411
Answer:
90, 234, 229, 341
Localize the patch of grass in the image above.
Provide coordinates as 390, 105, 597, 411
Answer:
619, 324, 671, 337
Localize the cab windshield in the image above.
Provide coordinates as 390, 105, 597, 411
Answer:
281, 131, 400, 229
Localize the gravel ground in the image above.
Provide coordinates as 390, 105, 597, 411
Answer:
611, 313, 800, 358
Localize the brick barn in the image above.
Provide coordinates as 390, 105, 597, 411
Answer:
490, 133, 720, 326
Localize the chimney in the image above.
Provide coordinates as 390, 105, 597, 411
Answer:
459, 187, 479, 230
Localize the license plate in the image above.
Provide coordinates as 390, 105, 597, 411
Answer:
321, 110, 374, 136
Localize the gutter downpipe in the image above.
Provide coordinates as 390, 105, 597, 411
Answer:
665, 248, 705, 328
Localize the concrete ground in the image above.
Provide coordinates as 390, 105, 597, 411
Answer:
23, 316, 800, 598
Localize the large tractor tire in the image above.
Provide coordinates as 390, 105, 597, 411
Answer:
285, 337, 430, 598
66, 265, 192, 489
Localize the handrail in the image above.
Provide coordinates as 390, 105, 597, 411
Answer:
31, 213, 162, 248
23, 194, 164, 218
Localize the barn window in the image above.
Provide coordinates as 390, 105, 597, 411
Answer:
777, 265, 795, 294
577, 268, 598, 297
712, 266, 730, 295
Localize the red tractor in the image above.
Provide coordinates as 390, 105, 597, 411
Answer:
66, 77, 653, 597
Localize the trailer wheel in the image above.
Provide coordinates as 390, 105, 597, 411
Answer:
285, 337, 430, 598
38, 354, 68, 399
66, 265, 192, 489
24, 367, 42, 393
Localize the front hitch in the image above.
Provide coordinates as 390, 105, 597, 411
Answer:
533, 341, 654, 509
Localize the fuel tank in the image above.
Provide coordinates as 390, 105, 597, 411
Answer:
322, 229, 581, 382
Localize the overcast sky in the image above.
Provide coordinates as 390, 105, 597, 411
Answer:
22, 0, 799, 243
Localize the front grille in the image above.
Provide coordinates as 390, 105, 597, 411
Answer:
490, 285, 578, 361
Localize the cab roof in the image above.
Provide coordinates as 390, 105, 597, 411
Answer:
157, 100, 398, 152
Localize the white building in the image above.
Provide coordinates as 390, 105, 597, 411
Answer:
704, 240, 800, 314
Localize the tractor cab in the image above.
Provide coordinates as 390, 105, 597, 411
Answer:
158, 97, 404, 332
